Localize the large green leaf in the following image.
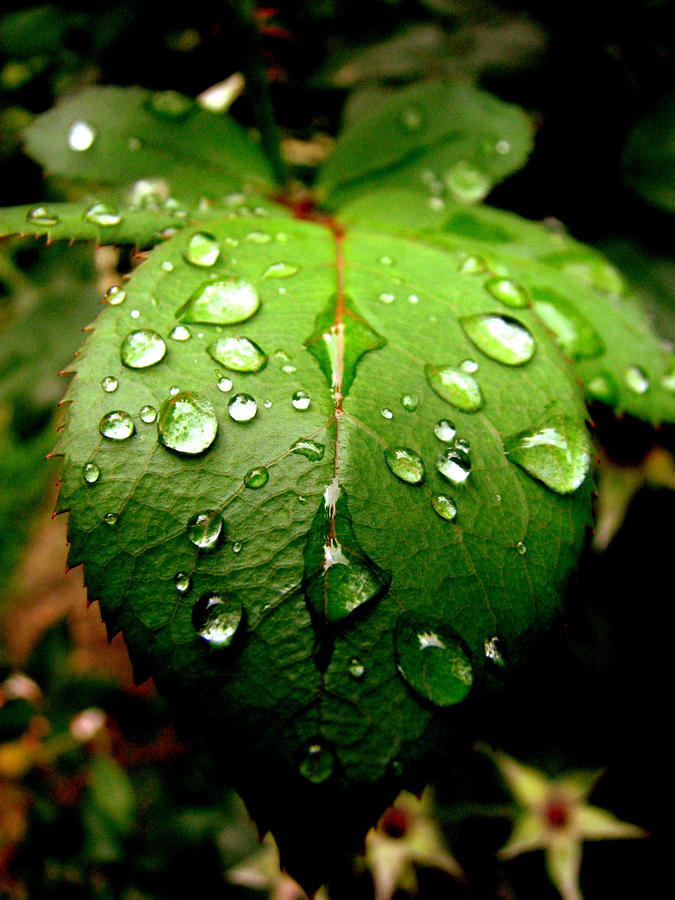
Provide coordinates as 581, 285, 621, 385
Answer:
53, 209, 592, 884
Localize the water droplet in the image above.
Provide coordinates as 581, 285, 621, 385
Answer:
379, 292, 395, 304
505, 415, 591, 494
178, 279, 260, 324
436, 446, 471, 484
299, 742, 334, 784
138, 405, 156, 424
381, 408, 393, 420
148, 90, 194, 119
84, 202, 122, 227
192, 592, 243, 648
207, 336, 267, 372
291, 439, 325, 461
431, 494, 457, 521
291, 390, 311, 411
455, 438, 471, 453
103, 512, 118, 526
99, 411, 135, 440
186, 510, 223, 550
158, 392, 218, 455
531, 288, 605, 360
26, 206, 59, 227
105, 286, 126, 305
216, 376, 232, 393
228, 393, 257, 422
83, 462, 100, 484
434, 419, 456, 442
401, 394, 418, 411
445, 160, 490, 203
183, 232, 220, 268
244, 231, 272, 243
67, 120, 96, 151
129, 308, 140, 319
232, 541, 243, 554
174, 572, 191, 593
100, 375, 118, 392
624, 365, 650, 395
169, 324, 191, 341
484, 636, 506, 667
586, 372, 618, 405
169, 386, 180, 396
496, 140, 511, 154
515, 541, 527, 555
261, 262, 299, 279
395, 613, 473, 706
263, 399, 272, 408
120, 329, 167, 369
458, 255, 487, 275
348, 657, 365, 679
484, 277, 530, 308
244, 466, 269, 489
161, 260, 175, 272
461, 314, 536, 366
661, 368, 675, 393
408, 293, 420, 304
459, 359, 478, 374
128, 137, 142, 151
425, 365, 483, 412
399, 105, 424, 132
378, 255, 395, 266
384, 447, 425, 485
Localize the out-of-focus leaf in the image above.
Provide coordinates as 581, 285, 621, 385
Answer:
623, 91, 675, 213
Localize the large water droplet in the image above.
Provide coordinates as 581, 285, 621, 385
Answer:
291, 439, 325, 461
207, 336, 267, 372
425, 365, 483, 412
100, 376, 118, 392
434, 419, 456, 442
68, 120, 96, 151
83, 462, 100, 484
436, 446, 471, 484
192, 592, 243, 648
586, 372, 618, 405
244, 466, 269, 489
174, 572, 191, 593
186, 510, 223, 550
505, 415, 591, 494
445, 161, 490, 203
105, 286, 126, 305
139, 405, 157, 424
291, 390, 311, 411
184, 232, 220, 267
158, 392, 218, 455
120, 329, 167, 369
99, 411, 135, 440
178, 279, 260, 325
84, 202, 122, 227
261, 262, 299, 279
299, 742, 334, 784
384, 447, 425, 485
26, 206, 59, 227
395, 613, 473, 706
531, 288, 605, 360
431, 494, 457, 521
461, 314, 536, 366
624, 365, 650, 394
484, 277, 530, 308
169, 324, 191, 341
228, 393, 257, 422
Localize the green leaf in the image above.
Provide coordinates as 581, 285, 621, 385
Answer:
54, 208, 592, 883
340, 190, 675, 423
317, 82, 533, 209
623, 90, 675, 213
23, 86, 275, 200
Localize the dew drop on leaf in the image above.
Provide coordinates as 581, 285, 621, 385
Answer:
395, 613, 473, 707
399, 105, 424, 131
129, 309, 140, 319
139, 405, 157, 424
425, 365, 483, 412
120, 329, 167, 369
431, 494, 457, 521
291, 439, 325, 461
243, 466, 269, 489
148, 90, 194, 119
100, 376, 118, 392
105, 286, 126, 305
460, 358, 479, 373
384, 447, 425, 485
381, 408, 393, 419
83, 462, 100, 484
436, 447, 471, 484
186, 510, 223, 550
99, 411, 135, 440
378, 255, 395, 266
291, 390, 311, 411
84, 202, 122, 227
26, 206, 59, 226
586, 372, 619, 405
157, 392, 218, 455
484, 636, 506, 668
624, 365, 650, 394
178, 279, 260, 325
401, 394, 419, 411
161, 260, 175, 272
484, 276, 530, 308
516, 541, 527, 555
183, 232, 220, 267
348, 658, 365, 679
458, 255, 487, 275
504, 415, 591, 494
169, 325, 191, 341
244, 231, 272, 243
261, 262, 299, 279
445, 160, 490, 203
299, 743, 334, 784
67, 120, 96, 151
434, 419, 456, 442
461, 314, 536, 366
379, 292, 395, 304
661, 368, 675, 393
174, 572, 191, 593
216, 376, 233, 393
169, 386, 180, 396
102, 512, 118, 526
228, 393, 257, 422
232, 541, 243, 554
192, 592, 243, 648
207, 336, 267, 372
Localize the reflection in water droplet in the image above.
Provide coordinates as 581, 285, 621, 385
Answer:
243, 466, 269, 489
105, 286, 126, 305
228, 393, 258, 422
184, 232, 220, 267
431, 494, 457, 521
139, 405, 157, 423
27, 206, 59, 226
349, 658, 365, 679
395, 613, 473, 706
68, 120, 96, 151
458, 255, 487, 275
170, 325, 191, 341
484, 277, 530, 308
624, 365, 650, 395
516, 541, 527, 555
434, 419, 456, 442
291, 439, 325, 461
186, 510, 223, 550
425, 365, 483, 412
291, 390, 311, 411
401, 394, 419, 411
586, 372, 618, 405
436, 447, 471, 484
99, 411, 135, 440
384, 447, 425, 485
505, 415, 591, 494
261, 262, 299, 279
174, 572, 191, 593
381, 408, 393, 420
217, 376, 233, 393
192, 592, 243, 648
103, 512, 118, 526
120, 329, 167, 369
299, 743, 334, 784
158, 392, 218, 455
461, 314, 536, 366
84, 202, 122, 227
83, 462, 100, 484
208, 336, 267, 372
100, 376, 118, 392
178, 279, 260, 325
445, 160, 490, 203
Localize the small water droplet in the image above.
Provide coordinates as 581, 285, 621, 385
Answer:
484, 277, 530, 308
436, 446, 471, 484
261, 262, 299, 279
174, 572, 191, 593
458, 255, 487, 275
291, 390, 311, 411
244, 231, 272, 243
178, 279, 260, 325
445, 160, 490, 203
244, 466, 269, 489
399, 105, 424, 132
495, 139, 511, 155
461, 314, 536, 366
192, 592, 243, 648
281, 363, 297, 374
425, 365, 483, 412
161, 260, 175, 272
291, 438, 325, 461
434, 419, 456, 442
299, 742, 334, 784
169, 324, 191, 341
661, 368, 675, 393
401, 394, 419, 411
186, 510, 223, 550
263, 399, 272, 408
83, 462, 100, 484
505, 415, 591, 494
459, 358, 479, 373
228, 393, 258, 422
624, 365, 650, 395
455, 438, 471, 453
586, 372, 618, 405
381, 408, 393, 420
103, 512, 118, 526
128, 136, 142, 151
431, 494, 457, 521
26, 206, 59, 227
349, 657, 365, 679
384, 447, 425, 485
484, 636, 506, 667
139, 405, 157, 424
148, 90, 194, 119
158, 392, 218, 455
208, 336, 267, 372
216, 376, 233, 393
378, 255, 394, 266
395, 613, 473, 706
100, 375, 118, 392
408, 293, 419, 304
105, 286, 126, 305
129, 309, 140, 319
99, 411, 135, 440
515, 541, 527, 555
169, 386, 180, 396
68, 120, 97, 151
379, 292, 395, 304
184, 232, 220, 267
84, 202, 122, 227
120, 329, 167, 369
232, 541, 243, 554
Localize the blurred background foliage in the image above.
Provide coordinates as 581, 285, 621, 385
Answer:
0, 1, 673, 898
